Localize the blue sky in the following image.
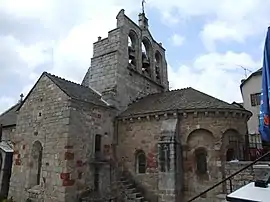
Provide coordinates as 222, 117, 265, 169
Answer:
0, 0, 269, 113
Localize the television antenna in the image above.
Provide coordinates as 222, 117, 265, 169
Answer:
219, 63, 253, 78
235, 64, 253, 78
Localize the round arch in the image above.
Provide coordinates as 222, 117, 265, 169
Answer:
186, 128, 215, 148
128, 29, 138, 47
134, 149, 146, 174
141, 37, 152, 55
222, 129, 244, 161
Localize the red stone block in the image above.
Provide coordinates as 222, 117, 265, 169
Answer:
64, 152, 74, 160
60, 172, 70, 180
62, 179, 75, 187
15, 159, 21, 166
76, 160, 83, 167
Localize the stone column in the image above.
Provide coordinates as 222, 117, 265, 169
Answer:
158, 136, 176, 202
157, 119, 178, 202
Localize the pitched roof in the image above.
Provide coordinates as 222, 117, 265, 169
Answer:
44, 72, 109, 107
0, 102, 21, 127
120, 87, 248, 117
1, 72, 111, 127
17, 72, 110, 113
240, 67, 262, 88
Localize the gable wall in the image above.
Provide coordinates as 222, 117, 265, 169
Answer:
8, 75, 72, 202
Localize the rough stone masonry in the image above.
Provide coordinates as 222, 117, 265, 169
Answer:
0, 8, 252, 202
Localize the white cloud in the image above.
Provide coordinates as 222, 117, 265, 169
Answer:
168, 51, 260, 103
171, 34, 185, 46
0, 96, 16, 114
148, 0, 270, 49
0, 0, 266, 116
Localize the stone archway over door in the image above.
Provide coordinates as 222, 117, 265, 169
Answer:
29, 141, 43, 188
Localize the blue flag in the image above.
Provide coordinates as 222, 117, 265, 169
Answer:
259, 27, 270, 143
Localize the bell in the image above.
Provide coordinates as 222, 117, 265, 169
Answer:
143, 57, 150, 65
128, 46, 135, 53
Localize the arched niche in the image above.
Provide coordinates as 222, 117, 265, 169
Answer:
222, 129, 244, 161
135, 149, 146, 174
128, 30, 138, 68
186, 128, 215, 149
154, 51, 162, 83
29, 141, 43, 187
141, 37, 152, 77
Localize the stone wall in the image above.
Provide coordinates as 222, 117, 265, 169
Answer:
179, 111, 249, 201
225, 161, 270, 192
82, 9, 168, 111
84, 28, 120, 99
66, 100, 116, 201
2, 126, 16, 142
116, 116, 179, 202
8, 75, 71, 202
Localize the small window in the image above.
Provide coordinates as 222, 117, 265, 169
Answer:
135, 150, 146, 174
250, 93, 261, 106
195, 148, 207, 175
95, 135, 102, 153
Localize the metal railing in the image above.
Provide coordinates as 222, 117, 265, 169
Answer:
187, 151, 270, 202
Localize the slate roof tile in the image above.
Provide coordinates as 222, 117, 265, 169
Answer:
44, 72, 108, 107
120, 87, 247, 117
0, 103, 21, 127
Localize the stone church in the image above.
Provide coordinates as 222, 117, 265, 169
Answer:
0, 9, 251, 202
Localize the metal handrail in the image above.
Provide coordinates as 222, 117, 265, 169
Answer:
187, 151, 270, 202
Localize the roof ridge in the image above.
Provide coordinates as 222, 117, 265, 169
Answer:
188, 87, 235, 106
44, 72, 101, 96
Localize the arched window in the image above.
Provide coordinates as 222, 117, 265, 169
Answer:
135, 150, 146, 174
141, 37, 152, 77
195, 148, 207, 175
29, 141, 43, 187
154, 51, 162, 83
128, 30, 138, 68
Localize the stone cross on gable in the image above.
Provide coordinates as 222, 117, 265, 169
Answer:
20, 93, 24, 103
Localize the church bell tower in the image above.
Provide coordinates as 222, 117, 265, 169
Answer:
82, 8, 169, 111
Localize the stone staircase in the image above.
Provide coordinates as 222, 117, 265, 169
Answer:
80, 161, 156, 202
118, 175, 149, 202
